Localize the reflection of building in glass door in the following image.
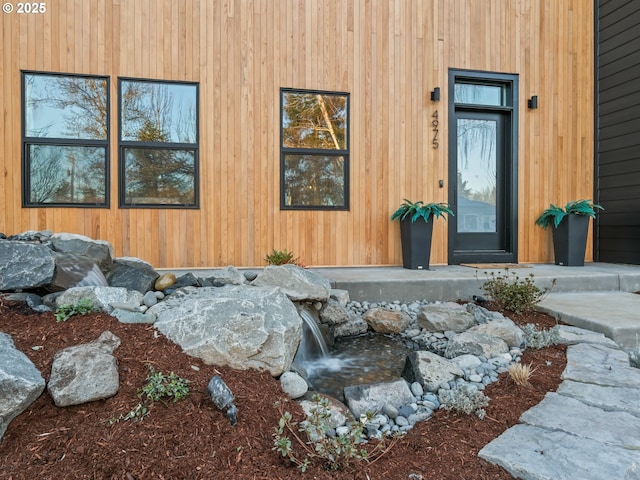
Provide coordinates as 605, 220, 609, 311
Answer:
457, 117, 497, 233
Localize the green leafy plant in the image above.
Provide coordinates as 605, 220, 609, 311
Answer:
535, 199, 603, 230
439, 384, 489, 419
265, 249, 300, 266
391, 199, 454, 223
273, 395, 399, 472
481, 270, 554, 314
111, 366, 190, 424
138, 365, 190, 404
521, 323, 561, 349
55, 298, 96, 322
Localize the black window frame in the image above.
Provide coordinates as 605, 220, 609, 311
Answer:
21, 71, 110, 208
118, 77, 200, 209
280, 88, 350, 211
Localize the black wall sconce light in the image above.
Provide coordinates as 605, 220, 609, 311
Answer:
528, 95, 538, 109
431, 87, 440, 102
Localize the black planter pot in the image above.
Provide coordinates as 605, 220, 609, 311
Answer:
399, 217, 434, 270
551, 214, 590, 266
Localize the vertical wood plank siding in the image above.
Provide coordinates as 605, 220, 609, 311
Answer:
0, 0, 594, 268
596, 0, 640, 264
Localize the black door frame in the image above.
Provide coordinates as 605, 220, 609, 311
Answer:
447, 69, 519, 264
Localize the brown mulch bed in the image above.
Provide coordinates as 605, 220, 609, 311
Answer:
0, 301, 566, 480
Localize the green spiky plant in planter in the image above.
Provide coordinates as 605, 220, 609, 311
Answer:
391, 200, 454, 270
535, 199, 603, 266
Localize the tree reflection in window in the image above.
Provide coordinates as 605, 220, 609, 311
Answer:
23, 73, 109, 206
120, 80, 198, 207
281, 90, 349, 209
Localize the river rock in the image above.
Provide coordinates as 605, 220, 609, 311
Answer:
279, 371, 308, 399
251, 264, 331, 302
47, 331, 121, 407
0, 333, 46, 442
155, 273, 177, 291
363, 308, 413, 334
150, 286, 302, 376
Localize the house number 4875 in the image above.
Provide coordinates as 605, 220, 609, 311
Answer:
432, 110, 439, 149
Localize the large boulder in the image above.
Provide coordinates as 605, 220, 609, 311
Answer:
466, 318, 525, 348
108, 257, 159, 293
49, 233, 113, 273
55, 286, 143, 314
0, 242, 56, 291
150, 286, 302, 376
417, 302, 476, 333
363, 308, 413, 334
251, 264, 331, 302
47, 331, 121, 407
402, 351, 464, 392
0, 333, 46, 442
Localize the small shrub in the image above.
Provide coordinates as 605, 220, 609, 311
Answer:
508, 362, 537, 387
439, 385, 489, 419
481, 270, 554, 314
265, 248, 300, 266
273, 395, 400, 472
55, 298, 96, 322
522, 323, 561, 349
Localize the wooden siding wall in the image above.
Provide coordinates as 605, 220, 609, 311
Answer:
596, 0, 640, 264
0, 0, 594, 268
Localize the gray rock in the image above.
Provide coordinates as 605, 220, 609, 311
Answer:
631, 350, 640, 369
142, 291, 158, 307
466, 318, 525, 348
382, 403, 399, 419
47, 331, 120, 407
331, 317, 369, 337
444, 331, 509, 359
557, 380, 640, 418
363, 308, 413, 334
299, 395, 349, 429
410, 382, 424, 397
0, 332, 46, 442
556, 325, 619, 347
417, 302, 476, 333
279, 371, 308, 399
0, 242, 56, 290
402, 351, 464, 393
205, 266, 248, 286
320, 299, 357, 325
479, 424, 640, 480
150, 286, 302, 376
50, 233, 113, 273
108, 257, 159, 293
520, 392, 640, 448
56, 286, 144, 314
330, 289, 350, 307
449, 354, 483, 371
563, 343, 640, 388
251, 264, 331, 302
111, 309, 156, 324
343, 379, 415, 419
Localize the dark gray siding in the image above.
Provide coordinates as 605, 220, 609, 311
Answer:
596, 0, 640, 264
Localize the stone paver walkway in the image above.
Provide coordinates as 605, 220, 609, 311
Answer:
479, 326, 640, 480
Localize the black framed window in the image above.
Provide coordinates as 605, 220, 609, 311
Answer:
280, 89, 349, 209
119, 78, 199, 208
22, 72, 109, 206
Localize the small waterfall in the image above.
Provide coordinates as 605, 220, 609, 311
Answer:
293, 307, 329, 365
75, 263, 109, 287
54, 254, 109, 289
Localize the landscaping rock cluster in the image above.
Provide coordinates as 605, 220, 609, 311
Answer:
0, 230, 556, 443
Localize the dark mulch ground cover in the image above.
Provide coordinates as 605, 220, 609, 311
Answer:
0, 300, 565, 480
